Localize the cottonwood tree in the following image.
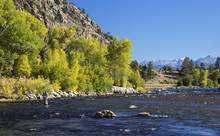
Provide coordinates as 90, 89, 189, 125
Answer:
107, 38, 132, 87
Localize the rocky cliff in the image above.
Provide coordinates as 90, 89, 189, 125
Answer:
14, 0, 111, 44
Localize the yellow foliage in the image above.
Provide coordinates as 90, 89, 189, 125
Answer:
52, 83, 61, 92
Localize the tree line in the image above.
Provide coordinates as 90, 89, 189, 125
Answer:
177, 57, 220, 88
129, 57, 220, 89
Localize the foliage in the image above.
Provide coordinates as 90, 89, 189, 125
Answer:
177, 80, 183, 87
178, 57, 220, 88
42, 48, 69, 84
13, 54, 31, 77
162, 65, 174, 74
146, 61, 156, 79
129, 69, 144, 89
210, 69, 220, 87
0, 0, 130, 96
69, 37, 113, 93
0, 0, 47, 78
0, 77, 52, 99
182, 75, 193, 86
192, 68, 200, 86
0, 51, 18, 76
107, 37, 132, 87
48, 26, 75, 49
91, 66, 113, 94
200, 70, 209, 88
130, 60, 140, 71
139, 62, 156, 81
52, 82, 61, 92
63, 7, 68, 13
181, 57, 194, 76
179, 57, 194, 87
1, 10, 47, 55
0, 0, 15, 38
0, 78, 16, 98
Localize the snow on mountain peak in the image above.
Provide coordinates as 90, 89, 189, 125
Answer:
142, 56, 217, 70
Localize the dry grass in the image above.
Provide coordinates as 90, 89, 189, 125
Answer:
143, 71, 179, 92
145, 83, 176, 91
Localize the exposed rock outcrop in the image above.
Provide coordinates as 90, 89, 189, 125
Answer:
13, 0, 111, 44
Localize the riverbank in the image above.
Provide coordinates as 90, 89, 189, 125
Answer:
0, 86, 138, 102
1, 86, 219, 102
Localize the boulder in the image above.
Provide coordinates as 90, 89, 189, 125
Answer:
63, 92, 69, 97
68, 92, 76, 97
112, 86, 137, 94
138, 112, 151, 117
129, 105, 138, 109
130, 88, 137, 93
26, 93, 37, 100
0, 98, 10, 102
51, 91, 61, 98
94, 110, 117, 118
125, 89, 129, 94
48, 95, 56, 99
120, 87, 125, 94
0, 96, 10, 101
106, 92, 113, 95
74, 92, 80, 96
112, 86, 116, 92
58, 91, 64, 97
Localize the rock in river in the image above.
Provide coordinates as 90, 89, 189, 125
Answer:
129, 105, 138, 109
94, 110, 117, 118
138, 112, 151, 117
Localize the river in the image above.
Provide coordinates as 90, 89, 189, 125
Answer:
0, 88, 220, 136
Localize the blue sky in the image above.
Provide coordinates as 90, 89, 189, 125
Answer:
70, 0, 220, 61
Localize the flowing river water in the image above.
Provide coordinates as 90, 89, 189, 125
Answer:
0, 88, 220, 136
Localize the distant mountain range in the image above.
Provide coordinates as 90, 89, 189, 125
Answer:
142, 56, 217, 70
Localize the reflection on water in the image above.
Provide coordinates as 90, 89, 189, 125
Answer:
0, 89, 220, 136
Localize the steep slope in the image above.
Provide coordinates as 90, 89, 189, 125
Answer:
13, 0, 111, 44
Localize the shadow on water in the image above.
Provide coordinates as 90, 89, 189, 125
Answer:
0, 88, 220, 136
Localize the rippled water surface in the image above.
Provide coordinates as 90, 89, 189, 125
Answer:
0, 89, 220, 136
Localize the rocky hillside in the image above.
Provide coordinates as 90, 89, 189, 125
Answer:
13, 0, 111, 44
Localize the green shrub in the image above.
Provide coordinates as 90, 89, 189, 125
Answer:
0, 78, 16, 98
0, 78, 52, 99
177, 80, 183, 87
63, 7, 68, 13
207, 79, 214, 88
182, 75, 193, 86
